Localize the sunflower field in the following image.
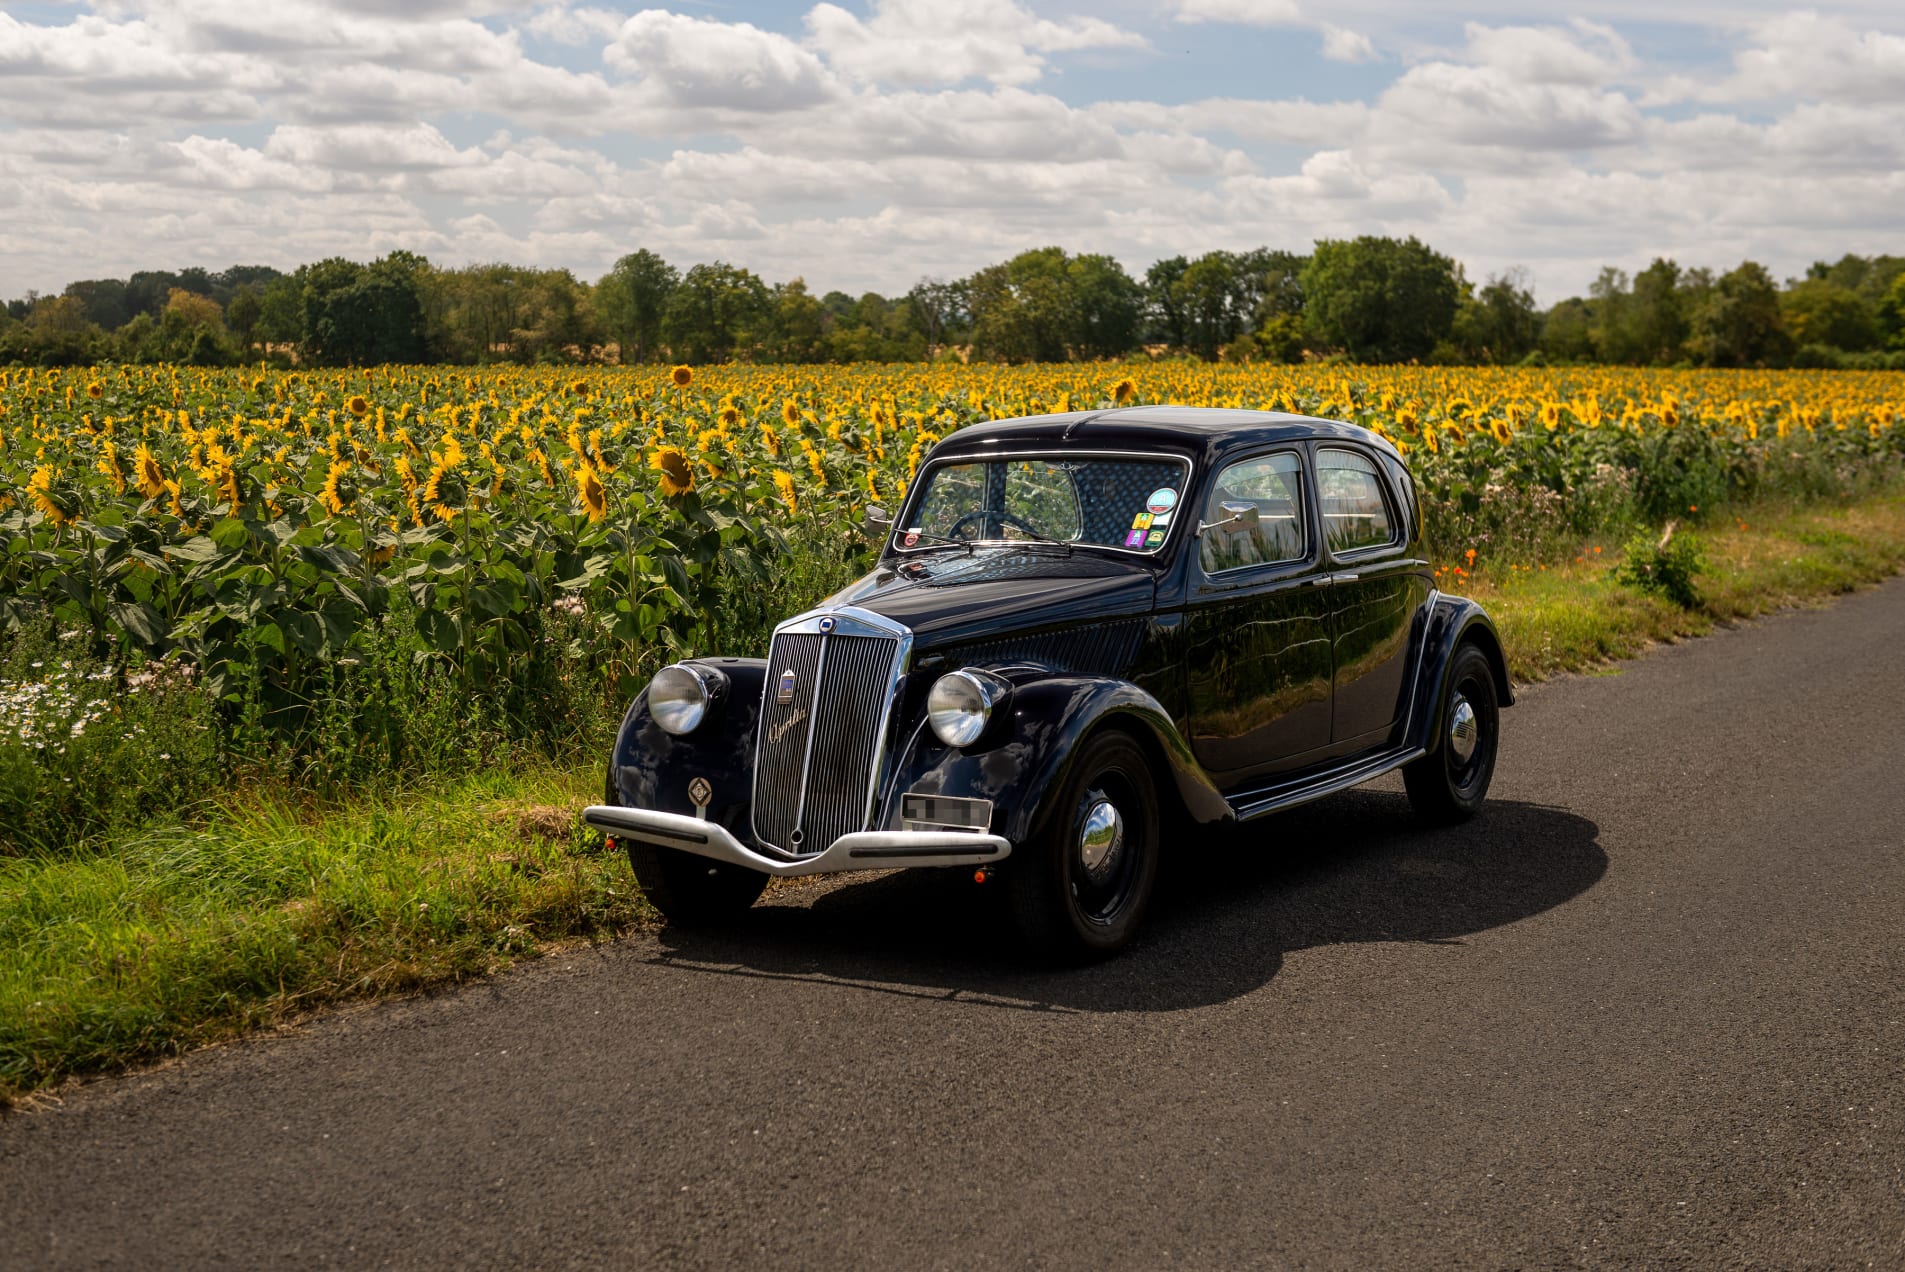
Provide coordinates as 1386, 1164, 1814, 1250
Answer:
1, 360, 1902, 824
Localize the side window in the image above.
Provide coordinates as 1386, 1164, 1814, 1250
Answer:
1317, 449, 1395, 555
1381, 454, 1418, 543
1199, 452, 1307, 574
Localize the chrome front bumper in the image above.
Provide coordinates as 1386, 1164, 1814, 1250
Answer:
582, 805, 1012, 878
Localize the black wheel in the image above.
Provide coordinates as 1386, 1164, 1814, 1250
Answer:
626, 841, 768, 925
1006, 731, 1160, 961
1403, 643, 1501, 825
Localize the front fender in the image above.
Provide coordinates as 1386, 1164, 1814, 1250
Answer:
886, 676, 1231, 844
1402, 595, 1514, 757
608, 657, 766, 848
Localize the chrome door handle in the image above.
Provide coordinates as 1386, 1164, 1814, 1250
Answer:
1332, 573, 1360, 584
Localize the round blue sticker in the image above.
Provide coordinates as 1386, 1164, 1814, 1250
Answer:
1146, 488, 1179, 515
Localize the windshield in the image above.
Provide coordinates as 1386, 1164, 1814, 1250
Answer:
898, 455, 1191, 554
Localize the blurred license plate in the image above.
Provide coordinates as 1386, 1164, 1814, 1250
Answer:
901, 794, 992, 834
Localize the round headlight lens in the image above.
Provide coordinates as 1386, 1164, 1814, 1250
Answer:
648, 663, 711, 735
927, 670, 997, 748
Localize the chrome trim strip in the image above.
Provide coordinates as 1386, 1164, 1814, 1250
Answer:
1229, 744, 1427, 822
584, 806, 1010, 878
891, 448, 1195, 558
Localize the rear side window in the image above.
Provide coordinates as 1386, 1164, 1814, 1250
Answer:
1317, 449, 1395, 555
1200, 452, 1307, 574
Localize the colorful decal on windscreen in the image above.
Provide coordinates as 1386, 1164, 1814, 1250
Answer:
1130, 512, 1154, 531
1123, 529, 1147, 548
1146, 488, 1178, 516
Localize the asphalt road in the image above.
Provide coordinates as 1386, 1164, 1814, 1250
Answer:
6, 580, 1905, 1269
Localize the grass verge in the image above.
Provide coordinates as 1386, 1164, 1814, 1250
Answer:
4, 489, 1903, 1104
1, 763, 650, 1103
1460, 490, 1905, 682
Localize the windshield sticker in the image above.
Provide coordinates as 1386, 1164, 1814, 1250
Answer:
1123, 529, 1147, 548
1130, 512, 1154, 530
1146, 488, 1179, 515
1145, 528, 1166, 548
902, 529, 920, 547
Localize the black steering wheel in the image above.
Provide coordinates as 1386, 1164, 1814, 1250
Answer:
946, 510, 1047, 541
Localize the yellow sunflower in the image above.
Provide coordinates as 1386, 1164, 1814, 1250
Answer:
1113, 377, 1137, 405
346, 394, 370, 418
650, 445, 694, 497
319, 460, 354, 516
671, 365, 694, 388
575, 460, 608, 522
422, 457, 466, 523
86, 380, 103, 401
782, 399, 802, 427
772, 469, 797, 513
28, 465, 72, 526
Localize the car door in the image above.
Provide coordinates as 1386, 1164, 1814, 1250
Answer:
1181, 449, 1336, 787
1315, 446, 1430, 748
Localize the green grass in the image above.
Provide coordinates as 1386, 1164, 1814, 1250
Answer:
5, 489, 1905, 1104
0, 763, 650, 1101
1462, 491, 1905, 682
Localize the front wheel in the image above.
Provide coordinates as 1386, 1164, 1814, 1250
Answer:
627, 841, 768, 925
1403, 643, 1501, 824
1006, 731, 1161, 961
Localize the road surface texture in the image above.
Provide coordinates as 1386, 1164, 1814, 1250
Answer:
5, 578, 1904, 1269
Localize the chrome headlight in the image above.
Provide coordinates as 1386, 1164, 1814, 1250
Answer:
927, 670, 1000, 748
648, 663, 713, 735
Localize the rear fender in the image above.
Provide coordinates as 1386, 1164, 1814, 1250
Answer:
609, 658, 766, 847
1402, 596, 1514, 757
886, 676, 1230, 845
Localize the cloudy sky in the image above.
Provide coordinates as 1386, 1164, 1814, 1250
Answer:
1, 0, 1901, 304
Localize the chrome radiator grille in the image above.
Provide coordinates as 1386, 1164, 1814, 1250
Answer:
752, 621, 905, 855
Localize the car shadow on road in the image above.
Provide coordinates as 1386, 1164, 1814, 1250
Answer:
647, 791, 1605, 1013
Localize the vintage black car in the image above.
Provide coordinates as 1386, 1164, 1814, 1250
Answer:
584, 407, 1513, 958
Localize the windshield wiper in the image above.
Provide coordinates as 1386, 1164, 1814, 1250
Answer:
901, 529, 975, 554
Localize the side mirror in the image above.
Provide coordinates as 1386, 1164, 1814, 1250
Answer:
1196, 501, 1259, 537
864, 504, 894, 533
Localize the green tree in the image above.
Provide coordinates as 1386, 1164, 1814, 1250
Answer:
1301, 236, 1464, 362
660, 262, 771, 362
225, 285, 263, 354
905, 278, 968, 353
1539, 297, 1597, 362
1064, 253, 1143, 360
967, 248, 1073, 363
594, 249, 678, 363
1781, 279, 1877, 352
1878, 273, 1905, 350
296, 253, 429, 366
763, 278, 829, 362
1693, 261, 1789, 367
1451, 269, 1540, 363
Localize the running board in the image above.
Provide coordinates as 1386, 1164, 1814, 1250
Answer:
1228, 745, 1425, 822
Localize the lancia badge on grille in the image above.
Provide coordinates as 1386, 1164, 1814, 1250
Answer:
818, 615, 837, 634
776, 669, 797, 705
687, 777, 712, 807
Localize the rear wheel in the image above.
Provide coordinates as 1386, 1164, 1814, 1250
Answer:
1403, 643, 1501, 824
626, 841, 768, 924
1006, 731, 1160, 961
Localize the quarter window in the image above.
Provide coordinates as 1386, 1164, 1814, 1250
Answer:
1317, 449, 1395, 554
1199, 452, 1307, 574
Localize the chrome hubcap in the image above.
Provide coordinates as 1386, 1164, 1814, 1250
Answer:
1078, 797, 1123, 885
1448, 697, 1479, 765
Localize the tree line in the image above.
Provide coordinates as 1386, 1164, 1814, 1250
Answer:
4, 239, 1902, 369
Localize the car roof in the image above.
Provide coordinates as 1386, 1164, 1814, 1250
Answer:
929, 405, 1401, 467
